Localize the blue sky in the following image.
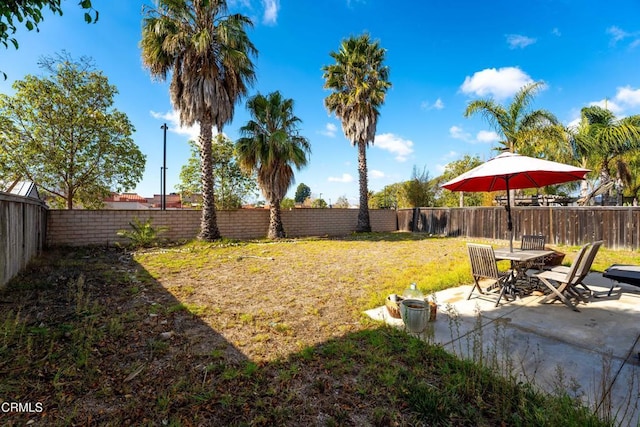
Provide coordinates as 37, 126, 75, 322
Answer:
3, 0, 640, 206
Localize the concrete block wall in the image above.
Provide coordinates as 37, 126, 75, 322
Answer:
47, 208, 398, 246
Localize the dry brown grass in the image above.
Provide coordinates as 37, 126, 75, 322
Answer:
134, 234, 471, 363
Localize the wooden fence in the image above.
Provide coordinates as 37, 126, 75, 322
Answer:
0, 192, 48, 288
398, 207, 640, 250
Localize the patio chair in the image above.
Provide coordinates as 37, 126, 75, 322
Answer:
467, 243, 514, 307
546, 240, 603, 295
533, 243, 591, 311
519, 234, 547, 283
521, 234, 546, 251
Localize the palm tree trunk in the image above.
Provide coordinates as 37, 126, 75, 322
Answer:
268, 197, 285, 239
356, 140, 371, 232
198, 118, 221, 241
600, 162, 613, 206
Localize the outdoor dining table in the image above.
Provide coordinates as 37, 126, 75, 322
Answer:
493, 248, 555, 295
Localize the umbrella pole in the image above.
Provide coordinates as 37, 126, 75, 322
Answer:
506, 179, 513, 252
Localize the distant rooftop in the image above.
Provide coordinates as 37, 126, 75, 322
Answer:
1, 180, 41, 200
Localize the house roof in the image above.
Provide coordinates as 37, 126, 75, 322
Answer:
105, 192, 148, 203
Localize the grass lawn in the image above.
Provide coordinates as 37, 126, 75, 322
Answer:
0, 233, 633, 426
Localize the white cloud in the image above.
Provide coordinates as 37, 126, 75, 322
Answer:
328, 173, 354, 183
607, 26, 640, 48
589, 99, 623, 115
449, 125, 471, 142
566, 116, 581, 130
421, 97, 445, 110
374, 133, 414, 162
460, 67, 534, 100
150, 110, 227, 146
150, 110, 213, 142
450, 126, 498, 144
476, 130, 500, 143
506, 34, 536, 49
369, 170, 385, 179
551, 28, 561, 37
615, 86, 640, 107
607, 26, 629, 45
262, 0, 279, 25
320, 123, 338, 137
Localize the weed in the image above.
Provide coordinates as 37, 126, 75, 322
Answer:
147, 338, 169, 357
117, 217, 167, 248
239, 312, 254, 324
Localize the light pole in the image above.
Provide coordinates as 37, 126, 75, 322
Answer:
160, 166, 163, 208
161, 123, 168, 210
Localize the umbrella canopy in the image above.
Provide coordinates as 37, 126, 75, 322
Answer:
441, 152, 590, 250
442, 152, 590, 192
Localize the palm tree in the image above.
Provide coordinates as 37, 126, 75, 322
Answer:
140, 0, 257, 241
572, 105, 640, 205
322, 33, 391, 232
464, 82, 563, 156
235, 91, 311, 239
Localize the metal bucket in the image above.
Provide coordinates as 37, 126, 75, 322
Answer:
399, 299, 428, 333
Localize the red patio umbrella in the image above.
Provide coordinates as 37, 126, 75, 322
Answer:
441, 152, 590, 251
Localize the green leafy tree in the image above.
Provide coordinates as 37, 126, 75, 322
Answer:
312, 198, 327, 208
176, 136, 257, 209
280, 197, 295, 209
294, 183, 311, 204
369, 183, 402, 209
141, 0, 257, 241
1, 1, 98, 51
624, 152, 640, 202
572, 106, 640, 205
323, 33, 391, 232
464, 82, 562, 156
0, 53, 144, 209
333, 195, 350, 208
402, 165, 435, 208
236, 91, 311, 239
435, 155, 485, 207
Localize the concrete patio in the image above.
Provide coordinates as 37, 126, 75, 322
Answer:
366, 272, 640, 426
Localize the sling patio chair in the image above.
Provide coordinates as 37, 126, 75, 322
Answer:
533, 243, 591, 311
545, 240, 603, 296
467, 243, 514, 307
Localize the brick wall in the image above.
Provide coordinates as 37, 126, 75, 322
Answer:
46, 208, 398, 246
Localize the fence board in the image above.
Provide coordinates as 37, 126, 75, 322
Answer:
0, 193, 47, 288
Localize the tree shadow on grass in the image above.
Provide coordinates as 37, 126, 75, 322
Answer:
335, 231, 448, 242
0, 246, 616, 426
